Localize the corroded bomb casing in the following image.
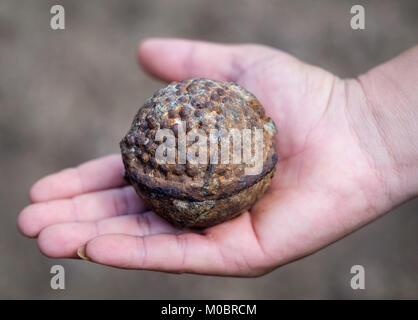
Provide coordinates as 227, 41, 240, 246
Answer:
120, 78, 277, 228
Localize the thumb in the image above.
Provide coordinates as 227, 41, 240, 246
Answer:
138, 37, 280, 83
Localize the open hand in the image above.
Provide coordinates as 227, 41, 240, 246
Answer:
18, 38, 401, 276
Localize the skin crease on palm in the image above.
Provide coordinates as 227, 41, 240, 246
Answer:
17, 38, 418, 276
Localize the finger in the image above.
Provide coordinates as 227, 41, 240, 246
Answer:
83, 212, 269, 276
19, 186, 146, 238
30, 154, 127, 203
37, 212, 182, 258
138, 38, 276, 83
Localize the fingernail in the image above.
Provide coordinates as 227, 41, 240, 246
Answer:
77, 245, 90, 261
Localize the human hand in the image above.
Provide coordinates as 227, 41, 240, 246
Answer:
18, 39, 418, 276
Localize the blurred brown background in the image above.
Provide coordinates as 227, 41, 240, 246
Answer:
1, 0, 417, 299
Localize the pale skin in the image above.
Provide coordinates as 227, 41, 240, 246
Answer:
18, 39, 418, 276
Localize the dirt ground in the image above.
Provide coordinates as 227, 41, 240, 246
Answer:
0, 0, 417, 299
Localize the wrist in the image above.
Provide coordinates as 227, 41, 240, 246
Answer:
345, 47, 418, 204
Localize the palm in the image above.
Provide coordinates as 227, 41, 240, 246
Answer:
18, 39, 382, 276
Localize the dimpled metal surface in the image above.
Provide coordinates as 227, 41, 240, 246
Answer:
120, 78, 277, 228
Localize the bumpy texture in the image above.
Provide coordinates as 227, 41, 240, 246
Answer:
120, 78, 278, 228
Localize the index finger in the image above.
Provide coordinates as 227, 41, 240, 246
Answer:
30, 154, 127, 203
